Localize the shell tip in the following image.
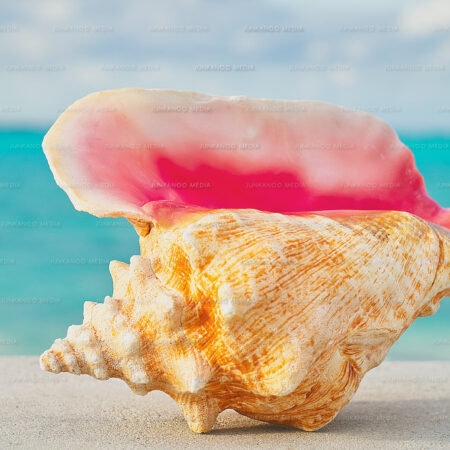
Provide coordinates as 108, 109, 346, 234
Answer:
39, 350, 61, 374
177, 395, 219, 433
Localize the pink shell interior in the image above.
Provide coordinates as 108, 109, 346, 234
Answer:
43, 89, 449, 228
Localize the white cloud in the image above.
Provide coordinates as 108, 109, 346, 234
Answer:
35, 0, 77, 22
400, 0, 450, 35
10, 28, 51, 61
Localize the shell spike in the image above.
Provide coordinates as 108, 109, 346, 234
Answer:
83, 301, 96, 321
176, 394, 220, 433
130, 255, 154, 276
109, 260, 131, 298
64, 323, 111, 380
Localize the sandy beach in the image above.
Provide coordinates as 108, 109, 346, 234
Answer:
0, 357, 448, 449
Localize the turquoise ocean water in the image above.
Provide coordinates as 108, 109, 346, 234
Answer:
0, 130, 449, 358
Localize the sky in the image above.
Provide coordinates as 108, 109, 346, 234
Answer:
1, 0, 450, 132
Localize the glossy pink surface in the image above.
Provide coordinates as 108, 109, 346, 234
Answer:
44, 89, 449, 227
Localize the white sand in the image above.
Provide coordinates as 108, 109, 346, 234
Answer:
0, 357, 449, 449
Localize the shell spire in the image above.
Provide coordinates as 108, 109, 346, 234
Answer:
41, 255, 213, 407
40, 322, 111, 380
40, 294, 151, 388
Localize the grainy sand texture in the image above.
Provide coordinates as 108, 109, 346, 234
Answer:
1, 358, 449, 449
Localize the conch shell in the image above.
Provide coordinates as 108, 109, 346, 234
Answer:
40, 89, 450, 433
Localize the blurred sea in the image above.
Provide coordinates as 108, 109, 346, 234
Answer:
0, 129, 449, 358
